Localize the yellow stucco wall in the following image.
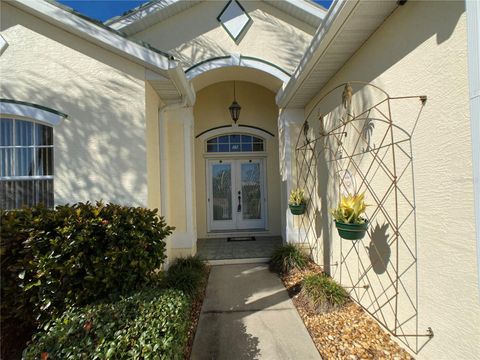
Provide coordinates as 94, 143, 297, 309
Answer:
145, 83, 162, 211
0, 3, 149, 206
296, 1, 479, 358
194, 81, 281, 238
166, 116, 186, 231
130, 1, 313, 73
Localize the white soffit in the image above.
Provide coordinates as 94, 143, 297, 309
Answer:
217, 0, 252, 41
277, 0, 399, 108
106, 0, 202, 35
264, 0, 326, 28
106, 0, 326, 37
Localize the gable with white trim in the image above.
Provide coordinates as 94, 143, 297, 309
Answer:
113, 0, 324, 74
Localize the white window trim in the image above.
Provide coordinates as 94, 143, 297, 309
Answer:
0, 34, 8, 56
1, 117, 55, 209
0, 102, 66, 127
197, 124, 274, 142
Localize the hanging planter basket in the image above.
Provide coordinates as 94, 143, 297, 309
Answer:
289, 203, 306, 215
335, 220, 368, 240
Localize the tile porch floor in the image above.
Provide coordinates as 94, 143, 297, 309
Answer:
196, 236, 282, 260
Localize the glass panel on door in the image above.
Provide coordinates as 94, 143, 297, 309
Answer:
211, 164, 232, 221
241, 162, 261, 220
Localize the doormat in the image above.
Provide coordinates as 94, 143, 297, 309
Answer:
227, 236, 256, 242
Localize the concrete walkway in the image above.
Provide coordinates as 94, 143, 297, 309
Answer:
191, 264, 321, 360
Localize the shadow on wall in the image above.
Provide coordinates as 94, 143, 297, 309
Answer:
0, 3, 161, 206
127, 0, 310, 72
325, 0, 464, 88
2, 64, 148, 206
367, 222, 391, 275
293, 81, 429, 354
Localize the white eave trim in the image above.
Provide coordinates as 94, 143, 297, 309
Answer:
0, 100, 67, 126
0, 34, 8, 56
276, 0, 357, 108
107, 0, 183, 29
9, 0, 171, 72
266, 0, 326, 20
107, 0, 326, 34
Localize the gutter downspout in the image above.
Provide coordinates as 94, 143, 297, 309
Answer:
466, 0, 480, 297
168, 60, 196, 107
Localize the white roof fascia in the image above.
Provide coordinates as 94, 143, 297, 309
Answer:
108, 0, 326, 35
106, 0, 176, 28
283, 0, 327, 19
276, 0, 358, 108
265, 0, 327, 22
9, 0, 172, 73
107, 0, 200, 32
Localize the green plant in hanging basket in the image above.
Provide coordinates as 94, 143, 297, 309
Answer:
288, 188, 306, 215
331, 193, 368, 240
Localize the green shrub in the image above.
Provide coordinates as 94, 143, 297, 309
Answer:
269, 244, 309, 274
166, 256, 207, 297
22, 288, 190, 360
1, 202, 174, 327
0, 207, 40, 328
302, 273, 349, 311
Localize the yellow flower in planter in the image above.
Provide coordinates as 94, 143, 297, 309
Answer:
288, 188, 306, 215
332, 193, 369, 240
288, 188, 306, 206
332, 193, 367, 224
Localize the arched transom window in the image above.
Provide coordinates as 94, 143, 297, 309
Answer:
206, 134, 264, 153
0, 118, 54, 209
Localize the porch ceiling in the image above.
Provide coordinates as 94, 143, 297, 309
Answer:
276, 0, 399, 109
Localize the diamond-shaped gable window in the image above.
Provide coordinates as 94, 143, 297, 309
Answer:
217, 0, 251, 42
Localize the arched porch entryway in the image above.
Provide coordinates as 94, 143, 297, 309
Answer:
189, 57, 287, 261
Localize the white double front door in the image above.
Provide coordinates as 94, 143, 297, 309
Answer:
207, 158, 266, 231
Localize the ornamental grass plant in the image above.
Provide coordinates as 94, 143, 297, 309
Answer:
302, 273, 349, 312
166, 256, 208, 298
269, 243, 309, 274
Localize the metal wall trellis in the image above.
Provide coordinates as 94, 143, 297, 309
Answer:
293, 82, 432, 353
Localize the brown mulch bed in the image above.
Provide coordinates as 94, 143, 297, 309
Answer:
184, 265, 211, 360
281, 263, 413, 360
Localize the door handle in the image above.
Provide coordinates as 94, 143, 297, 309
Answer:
237, 192, 241, 212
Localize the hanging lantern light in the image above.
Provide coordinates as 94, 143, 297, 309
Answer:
229, 81, 241, 124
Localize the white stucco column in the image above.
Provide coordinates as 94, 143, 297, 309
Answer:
278, 108, 305, 244
159, 106, 196, 264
